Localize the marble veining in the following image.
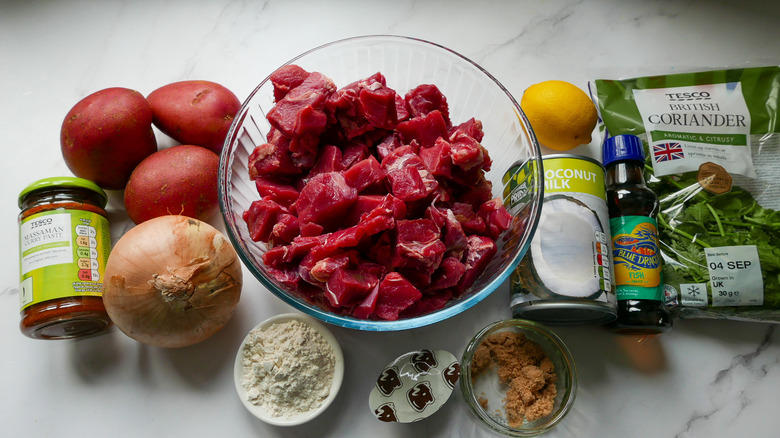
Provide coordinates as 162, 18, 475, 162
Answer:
2, 0, 780, 437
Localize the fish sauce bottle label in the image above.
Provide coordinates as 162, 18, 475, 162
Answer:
609, 216, 663, 300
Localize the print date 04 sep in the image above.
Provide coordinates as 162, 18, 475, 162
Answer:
709, 261, 752, 270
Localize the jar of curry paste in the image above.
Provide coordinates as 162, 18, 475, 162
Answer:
18, 177, 112, 339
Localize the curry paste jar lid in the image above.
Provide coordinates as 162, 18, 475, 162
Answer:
18, 176, 108, 209
369, 349, 461, 423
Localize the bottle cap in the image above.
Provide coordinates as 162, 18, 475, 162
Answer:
602, 134, 645, 168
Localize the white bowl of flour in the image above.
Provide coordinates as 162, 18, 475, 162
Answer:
234, 313, 345, 426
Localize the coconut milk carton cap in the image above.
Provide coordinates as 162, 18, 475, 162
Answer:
602, 134, 645, 167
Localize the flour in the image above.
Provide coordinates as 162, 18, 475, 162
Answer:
240, 319, 336, 418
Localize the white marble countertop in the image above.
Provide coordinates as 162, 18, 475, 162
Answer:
2, 1, 780, 437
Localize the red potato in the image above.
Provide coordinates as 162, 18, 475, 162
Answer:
124, 145, 220, 224
60, 88, 158, 190
147, 80, 241, 154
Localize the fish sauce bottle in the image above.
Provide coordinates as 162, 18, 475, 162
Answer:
603, 135, 671, 335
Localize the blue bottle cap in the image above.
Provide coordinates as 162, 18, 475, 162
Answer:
602, 134, 645, 168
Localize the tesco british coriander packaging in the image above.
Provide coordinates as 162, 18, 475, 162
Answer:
589, 65, 780, 323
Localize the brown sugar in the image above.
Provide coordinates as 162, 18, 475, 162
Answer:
471, 330, 557, 426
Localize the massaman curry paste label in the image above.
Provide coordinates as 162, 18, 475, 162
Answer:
609, 215, 663, 301
19, 209, 110, 310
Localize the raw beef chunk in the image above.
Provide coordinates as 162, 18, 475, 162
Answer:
254, 176, 299, 208
456, 175, 494, 208
451, 202, 486, 235
300, 222, 324, 237
392, 219, 446, 276
308, 144, 344, 178
270, 213, 300, 245
270, 65, 310, 102
323, 226, 364, 251
374, 272, 424, 321
267, 266, 301, 290
354, 199, 398, 237
367, 230, 394, 267
268, 72, 336, 136
478, 198, 513, 240
429, 256, 466, 291
376, 132, 404, 161
397, 268, 432, 292
386, 167, 427, 202
326, 72, 398, 139
419, 138, 453, 179
360, 86, 398, 130
425, 206, 468, 258
343, 194, 405, 229
262, 235, 324, 268
247, 129, 302, 178
399, 289, 453, 318
345, 195, 386, 226
341, 139, 371, 169
455, 235, 498, 295
301, 250, 353, 285
243, 198, 286, 242
352, 283, 381, 319
395, 94, 410, 123
268, 72, 336, 162
382, 145, 438, 202
405, 84, 451, 126
342, 155, 386, 193
293, 172, 358, 231
396, 110, 448, 149
325, 268, 380, 307
449, 130, 489, 171
449, 117, 484, 143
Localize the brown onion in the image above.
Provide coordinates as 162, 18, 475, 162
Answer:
103, 215, 242, 348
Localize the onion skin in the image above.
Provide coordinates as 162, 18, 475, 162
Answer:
103, 215, 242, 348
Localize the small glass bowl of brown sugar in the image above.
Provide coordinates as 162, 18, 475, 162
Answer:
460, 319, 576, 436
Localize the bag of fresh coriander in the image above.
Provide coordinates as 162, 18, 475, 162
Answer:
590, 66, 780, 323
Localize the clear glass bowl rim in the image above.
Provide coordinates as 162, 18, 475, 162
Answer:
218, 34, 544, 331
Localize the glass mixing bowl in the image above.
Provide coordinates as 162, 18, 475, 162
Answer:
219, 35, 543, 330
461, 319, 577, 436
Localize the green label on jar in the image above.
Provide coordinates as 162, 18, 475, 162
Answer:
609, 215, 664, 301
18, 210, 110, 310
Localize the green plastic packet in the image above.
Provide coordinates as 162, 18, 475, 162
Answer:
589, 66, 780, 323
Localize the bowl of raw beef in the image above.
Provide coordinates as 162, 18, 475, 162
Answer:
219, 35, 543, 331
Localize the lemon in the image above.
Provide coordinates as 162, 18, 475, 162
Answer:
520, 80, 598, 151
